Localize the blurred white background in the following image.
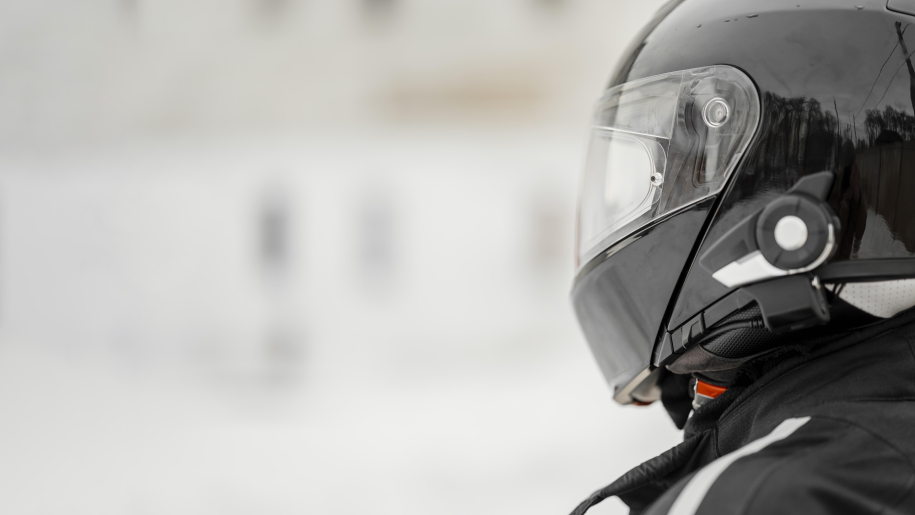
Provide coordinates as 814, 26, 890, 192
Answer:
0, 1, 680, 514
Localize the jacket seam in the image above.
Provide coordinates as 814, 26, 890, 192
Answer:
903, 332, 915, 374
807, 413, 915, 475
737, 436, 823, 515
723, 415, 914, 515
885, 474, 915, 515
839, 397, 915, 404
806, 414, 915, 513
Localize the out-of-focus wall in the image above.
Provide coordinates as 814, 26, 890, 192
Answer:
0, 1, 679, 514
0, 0, 662, 146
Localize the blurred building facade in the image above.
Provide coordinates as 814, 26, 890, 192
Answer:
0, 0, 656, 147
0, 2, 678, 515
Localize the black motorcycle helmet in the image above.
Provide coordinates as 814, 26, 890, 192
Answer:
573, 0, 915, 407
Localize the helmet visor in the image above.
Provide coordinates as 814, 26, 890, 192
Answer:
577, 66, 760, 268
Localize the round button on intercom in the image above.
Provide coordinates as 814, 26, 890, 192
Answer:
774, 215, 808, 251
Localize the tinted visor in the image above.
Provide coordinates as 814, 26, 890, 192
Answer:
574, 67, 760, 403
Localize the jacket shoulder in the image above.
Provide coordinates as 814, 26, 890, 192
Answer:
646, 415, 915, 515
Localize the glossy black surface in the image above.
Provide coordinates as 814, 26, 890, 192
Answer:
604, 0, 915, 330
743, 274, 831, 332
889, 0, 915, 17
571, 199, 714, 396
820, 257, 915, 280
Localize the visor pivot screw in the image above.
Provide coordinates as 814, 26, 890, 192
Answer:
703, 98, 730, 127
650, 173, 663, 186
774, 215, 808, 251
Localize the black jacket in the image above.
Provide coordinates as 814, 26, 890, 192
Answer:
571, 309, 915, 515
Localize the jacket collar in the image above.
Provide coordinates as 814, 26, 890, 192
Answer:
572, 308, 915, 515
687, 307, 915, 451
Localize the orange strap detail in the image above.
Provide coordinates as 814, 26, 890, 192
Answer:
696, 380, 727, 399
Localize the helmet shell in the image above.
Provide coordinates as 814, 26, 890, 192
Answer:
574, 0, 915, 401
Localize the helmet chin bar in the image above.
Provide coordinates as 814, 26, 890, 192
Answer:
613, 368, 661, 405
698, 171, 840, 334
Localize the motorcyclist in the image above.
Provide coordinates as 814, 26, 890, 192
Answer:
569, 1, 915, 513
